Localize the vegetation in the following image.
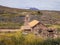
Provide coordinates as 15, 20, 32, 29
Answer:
0, 6, 42, 28
0, 22, 23, 29
0, 6, 60, 45
46, 24, 60, 29
0, 31, 60, 45
0, 6, 60, 28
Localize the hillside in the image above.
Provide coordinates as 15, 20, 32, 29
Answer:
0, 5, 60, 29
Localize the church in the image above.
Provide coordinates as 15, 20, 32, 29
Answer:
21, 14, 57, 38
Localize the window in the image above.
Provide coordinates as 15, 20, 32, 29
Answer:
38, 29, 42, 33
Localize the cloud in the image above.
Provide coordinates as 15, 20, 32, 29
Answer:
0, 0, 60, 11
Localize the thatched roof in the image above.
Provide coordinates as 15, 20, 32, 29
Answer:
28, 20, 39, 27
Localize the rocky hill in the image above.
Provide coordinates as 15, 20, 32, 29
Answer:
0, 5, 60, 28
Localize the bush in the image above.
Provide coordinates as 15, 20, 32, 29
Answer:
0, 32, 60, 45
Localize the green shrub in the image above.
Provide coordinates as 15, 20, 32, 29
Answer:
0, 32, 60, 45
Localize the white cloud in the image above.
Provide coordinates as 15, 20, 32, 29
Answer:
0, 0, 60, 11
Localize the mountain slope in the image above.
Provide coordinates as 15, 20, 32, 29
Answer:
0, 5, 60, 28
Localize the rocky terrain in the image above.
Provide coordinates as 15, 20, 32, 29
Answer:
0, 5, 60, 28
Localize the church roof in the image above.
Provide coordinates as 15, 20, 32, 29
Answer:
21, 25, 31, 30
28, 20, 40, 27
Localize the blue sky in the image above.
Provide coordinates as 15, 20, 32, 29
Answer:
0, 0, 60, 11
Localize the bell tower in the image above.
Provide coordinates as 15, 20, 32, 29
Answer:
21, 14, 31, 30
24, 14, 30, 25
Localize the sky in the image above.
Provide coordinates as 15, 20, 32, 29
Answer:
0, 0, 60, 11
